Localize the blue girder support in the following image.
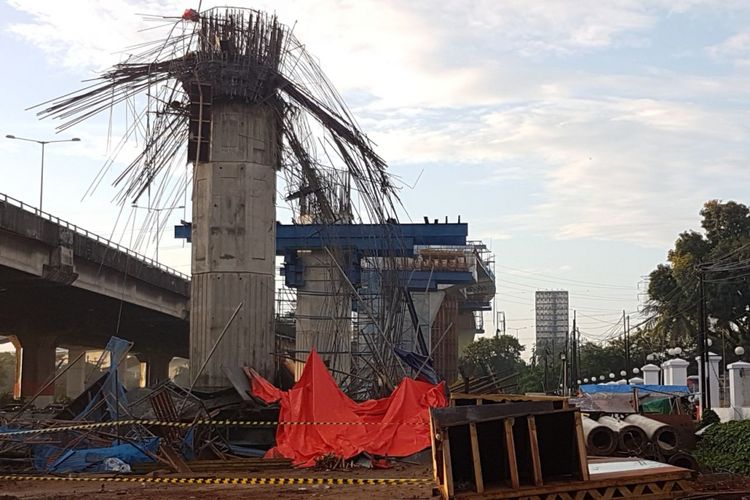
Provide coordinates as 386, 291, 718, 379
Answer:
277, 222, 469, 289
175, 220, 479, 294
275, 222, 467, 256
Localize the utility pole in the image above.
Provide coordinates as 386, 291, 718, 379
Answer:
699, 269, 710, 410
575, 325, 581, 382
622, 310, 628, 377
496, 311, 506, 338
625, 312, 630, 377
571, 310, 576, 393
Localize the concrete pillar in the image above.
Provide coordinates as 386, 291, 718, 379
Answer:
432, 295, 459, 383
18, 335, 57, 407
66, 348, 87, 399
408, 290, 446, 350
628, 377, 644, 385
641, 363, 660, 385
141, 353, 173, 386
696, 352, 722, 408
662, 358, 689, 386
9, 336, 22, 399
456, 310, 478, 356
294, 249, 351, 382
728, 361, 750, 409
190, 103, 278, 386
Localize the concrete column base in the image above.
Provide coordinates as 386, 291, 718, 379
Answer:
65, 348, 87, 399
141, 353, 173, 386
17, 335, 57, 406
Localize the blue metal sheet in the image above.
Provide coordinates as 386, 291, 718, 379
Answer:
275, 222, 468, 255
580, 384, 690, 395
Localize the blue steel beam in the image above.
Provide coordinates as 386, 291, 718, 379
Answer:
275, 222, 467, 255
175, 221, 468, 253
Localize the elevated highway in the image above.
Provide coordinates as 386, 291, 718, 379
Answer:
0, 193, 190, 401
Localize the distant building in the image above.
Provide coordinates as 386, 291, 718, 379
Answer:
535, 290, 569, 356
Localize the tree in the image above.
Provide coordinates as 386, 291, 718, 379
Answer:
646, 200, 750, 353
459, 336, 525, 379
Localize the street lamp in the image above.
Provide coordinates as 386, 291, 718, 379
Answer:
6, 134, 80, 212
131, 203, 185, 262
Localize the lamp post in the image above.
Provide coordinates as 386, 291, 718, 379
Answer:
131, 204, 185, 262
5, 135, 80, 212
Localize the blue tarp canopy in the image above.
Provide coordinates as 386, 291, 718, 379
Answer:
580, 384, 690, 395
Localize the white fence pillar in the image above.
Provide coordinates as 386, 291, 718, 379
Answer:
641, 363, 660, 385
663, 358, 689, 386
728, 361, 750, 409
696, 352, 722, 408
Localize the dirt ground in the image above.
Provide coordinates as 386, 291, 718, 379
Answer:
0, 464, 436, 499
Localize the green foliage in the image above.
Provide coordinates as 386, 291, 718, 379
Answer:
646, 200, 750, 351
695, 420, 750, 474
460, 335, 525, 379
518, 361, 544, 393
697, 409, 720, 430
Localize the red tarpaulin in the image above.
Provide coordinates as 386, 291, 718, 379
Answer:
248, 349, 446, 467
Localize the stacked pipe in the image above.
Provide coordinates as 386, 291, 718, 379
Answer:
597, 416, 648, 454
667, 452, 699, 470
581, 416, 617, 456
624, 414, 680, 456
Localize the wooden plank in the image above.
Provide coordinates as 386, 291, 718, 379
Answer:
451, 392, 569, 403
429, 410, 440, 485
573, 411, 590, 481
442, 430, 455, 499
449, 468, 692, 499
527, 415, 543, 486
469, 422, 484, 493
503, 418, 520, 489
432, 401, 557, 427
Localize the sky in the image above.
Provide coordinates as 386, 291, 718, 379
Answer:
1, 0, 749, 355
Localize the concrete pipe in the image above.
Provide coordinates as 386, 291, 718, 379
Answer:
624, 414, 680, 455
597, 416, 649, 454
582, 416, 617, 456
667, 451, 698, 470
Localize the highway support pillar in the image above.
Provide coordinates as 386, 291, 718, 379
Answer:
18, 335, 57, 407
65, 347, 87, 399
190, 102, 277, 386
140, 352, 173, 387
294, 249, 352, 382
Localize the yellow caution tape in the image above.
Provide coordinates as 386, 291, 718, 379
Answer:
0, 418, 427, 438
0, 474, 431, 486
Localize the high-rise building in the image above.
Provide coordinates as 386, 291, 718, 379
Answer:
535, 291, 569, 353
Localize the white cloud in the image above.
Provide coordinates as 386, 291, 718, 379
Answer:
707, 32, 750, 66
5, 0, 750, 250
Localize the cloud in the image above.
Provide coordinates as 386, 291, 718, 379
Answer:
5, 0, 750, 250
707, 32, 750, 66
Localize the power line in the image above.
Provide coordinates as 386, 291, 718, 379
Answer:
495, 263, 635, 290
